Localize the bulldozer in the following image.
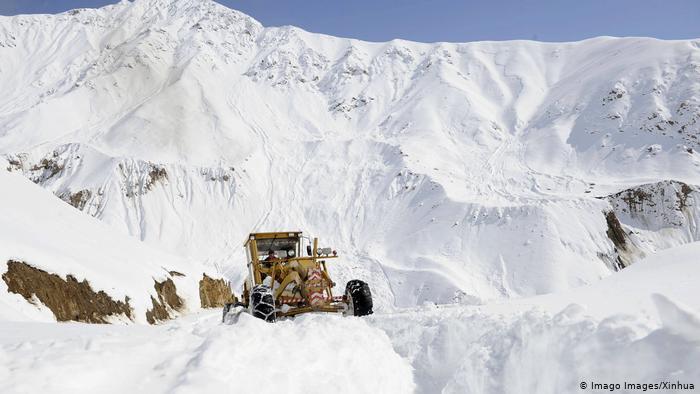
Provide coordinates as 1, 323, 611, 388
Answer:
223, 231, 373, 322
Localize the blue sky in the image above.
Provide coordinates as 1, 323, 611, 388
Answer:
1, 0, 698, 43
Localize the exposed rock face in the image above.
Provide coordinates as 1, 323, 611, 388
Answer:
5, 150, 67, 184
145, 278, 184, 324
145, 166, 168, 191
607, 180, 697, 230
59, 189, 93, 210
604, 180, 700, 268
5, 156, 23, 172
199, 274, 234, 308
29, 156, 65, 183
603, 211, 628, 270
2, 260, 132, 323
604, 211, 627, 250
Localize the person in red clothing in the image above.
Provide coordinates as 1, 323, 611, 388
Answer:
262, 249, 278, 269
264, 249, 277, 261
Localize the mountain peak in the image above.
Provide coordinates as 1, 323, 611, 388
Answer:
103, 0, 262, 33
129, 0, 233, 14
128, 0, 215, 7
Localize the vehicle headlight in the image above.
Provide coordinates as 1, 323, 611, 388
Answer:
286, 249, 296, 258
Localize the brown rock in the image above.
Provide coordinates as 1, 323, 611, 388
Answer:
199, 274, 234, 308
604, 210, 627, 250
145, 277, 184, 324
2, 260, 132, 323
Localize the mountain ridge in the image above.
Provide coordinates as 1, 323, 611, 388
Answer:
1, 1, 699, 309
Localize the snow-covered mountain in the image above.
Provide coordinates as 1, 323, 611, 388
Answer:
1, 1, 700, 393
1, 0, 700, 311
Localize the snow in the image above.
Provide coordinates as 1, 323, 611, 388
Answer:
1, 243, 699, 393
0, 0, 699, 392
503, 241, 700, 321
373, 299, 700, 393
0, 312, 415, 394
1, 0, 699, 309
371, 241, 700, 393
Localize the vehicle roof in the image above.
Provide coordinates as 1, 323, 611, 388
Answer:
244, 231, 302, 246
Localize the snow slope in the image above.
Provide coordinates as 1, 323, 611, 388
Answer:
1, 0, 700, 309
0, 1, 698, 392
0, 169, 213, 323
1, 241, 698, 394
373, 241, 700, 392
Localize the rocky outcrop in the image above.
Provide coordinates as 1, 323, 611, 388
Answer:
607, 180, 697, 231
5, 150, 68, 184
603, 180, 700, 269
199, 274, 234, 308
604, 211, 627, 249
145, 166, 168, 191
59, 189, 93, 210
2, 260, 132, 323
603, 211, 629, 269
145, 278, 184, 324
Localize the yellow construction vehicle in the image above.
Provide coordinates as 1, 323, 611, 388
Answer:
223, 231, 373, 322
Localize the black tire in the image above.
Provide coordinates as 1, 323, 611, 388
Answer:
345, 280, 373, 316
250, 284, 276, 322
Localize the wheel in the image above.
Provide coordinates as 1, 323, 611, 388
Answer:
345, 280, 373, 316
250, 284, 276, 322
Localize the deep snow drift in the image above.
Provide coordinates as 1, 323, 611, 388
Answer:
374, 242, 700, 393
1, 242, 699, 394
1, 0, 699, 309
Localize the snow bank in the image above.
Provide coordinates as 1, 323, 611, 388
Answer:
455, 298, 699, 394
372, 296, 700, 394
177, 313, 414, 394
0, 311, 414, 394
369, 243, 700, 393
1, 290, 697, 394
502, 240, 700, 321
